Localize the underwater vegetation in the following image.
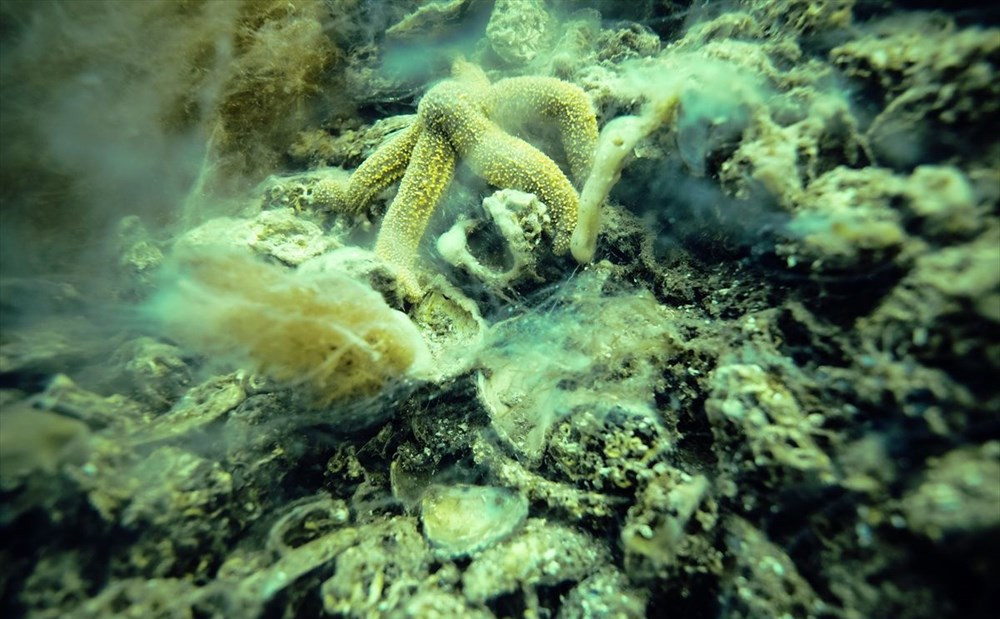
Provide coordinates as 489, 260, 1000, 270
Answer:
146, 246, 432, 406
0, 0, 998, 618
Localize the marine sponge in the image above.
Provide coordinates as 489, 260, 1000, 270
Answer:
147, 247, 431, 406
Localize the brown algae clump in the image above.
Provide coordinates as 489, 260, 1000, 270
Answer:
147, 247, 431, 406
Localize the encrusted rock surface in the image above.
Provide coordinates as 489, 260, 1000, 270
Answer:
1, 2, 997, 618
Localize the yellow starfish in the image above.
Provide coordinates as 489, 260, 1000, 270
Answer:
334, 60, 598, 298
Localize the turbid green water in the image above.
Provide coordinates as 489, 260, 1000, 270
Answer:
1, 1, 997, 617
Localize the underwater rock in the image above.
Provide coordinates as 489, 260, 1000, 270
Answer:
485, 0, 552, 66
780, 167, 907, 271
596, 22, 660, 63
96, 446, 235, 579
3, 1, 998, 617
476, 267, 680, 465
0, 315, 105, 378
105, 337, 192, 413
556, 567, 648, 619
831, 14, 999, 168
174, 207, 337, 266
622, 469, 721, 581
545, 407, 671, 492
472, 432, 619, 521
831, 14, 997, 101
0, 277, 99, 376
391, 378, 490, 506
779, 164, 984, 274
720, 93, 866, 209
321, 517, 429, 617
266, 494, 351, 556
859, 224, 1000, 390
201, 0, 339, 193
545, 11, 601, 79
58, 578, 205, 619
901, 442, 1000, 541
261, 168, 355, 216
420, 484, 528, 558
721, 516, 827, 619
462, 518, 609, 604
222, 524, 359, 609
114, 215, 165, 301
410, 280, 487, 379
221, 392, 315, 525
298, 247, 404, 306
391, 589, 494, 619
904, 226, 1000, 324
385, 0, 477, 40
0, 401, 94, 526
19, 551, 93, 618
706, 363, 835, 483
0, 401, 91, 489
744, 0, 853, 35
437, 189, 549, 291
128, 372, 245, 445
903, 166, 982, 239
34, 374, 150, 432
290, 115, 417, 170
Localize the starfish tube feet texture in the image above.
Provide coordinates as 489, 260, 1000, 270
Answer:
487, 76, 599, 186
461, 126, 580, 254
419, 80, 581, 254
374, 123, 456, 298
333, 59, 599, 298
344, 122, 420, 213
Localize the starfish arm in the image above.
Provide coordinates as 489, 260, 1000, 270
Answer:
465, 117, 579, 255
374, 127, 457, 298
487, 76, 599, 187
450, 57, 491, 90
421, 81, 580, 255
344, 121, 421, 213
